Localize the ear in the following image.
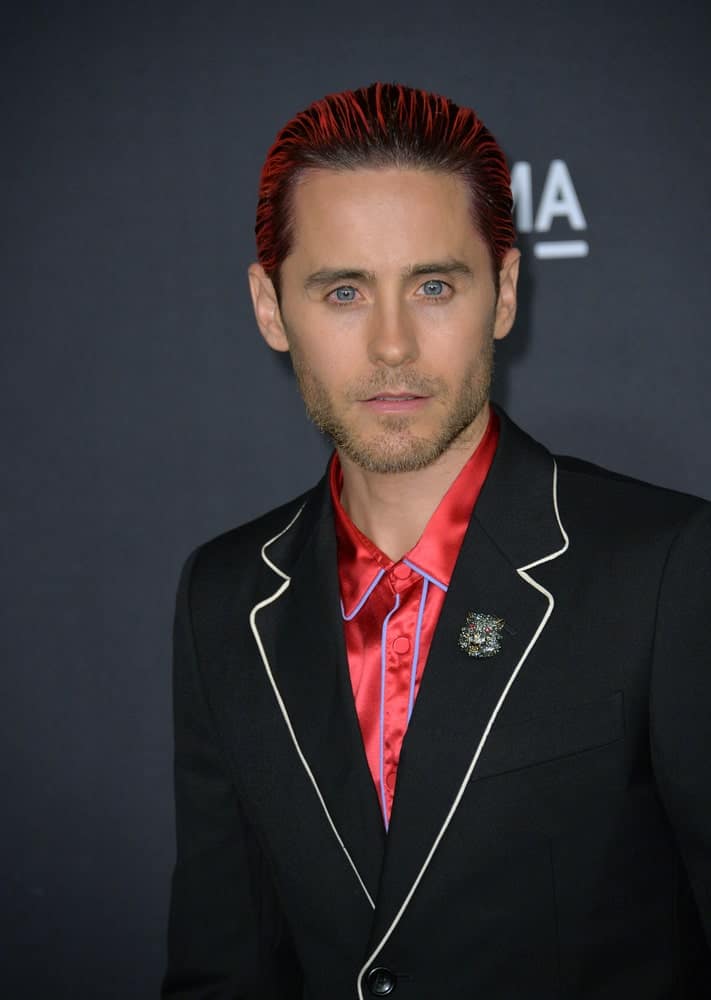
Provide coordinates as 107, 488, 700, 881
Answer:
493, 248, 520, 341
248, 263, 290, 352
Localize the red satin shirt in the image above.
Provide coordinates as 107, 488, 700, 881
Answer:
330, 411, 499, 827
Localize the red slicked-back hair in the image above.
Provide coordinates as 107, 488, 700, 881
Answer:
255, 82, 515, 287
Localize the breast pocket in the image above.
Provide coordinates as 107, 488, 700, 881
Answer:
473, 691, 625, 782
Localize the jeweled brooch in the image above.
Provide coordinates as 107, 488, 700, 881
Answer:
458, 612, 505, 658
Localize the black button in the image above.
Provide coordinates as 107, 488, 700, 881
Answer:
366, 966, 397, 995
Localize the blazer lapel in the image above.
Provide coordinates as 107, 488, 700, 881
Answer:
250, 477, 386, 910
367, 411, 569, 943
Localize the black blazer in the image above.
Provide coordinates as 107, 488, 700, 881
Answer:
162, 409, 711, 999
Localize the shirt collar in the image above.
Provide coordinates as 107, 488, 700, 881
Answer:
331, 409, 500, 616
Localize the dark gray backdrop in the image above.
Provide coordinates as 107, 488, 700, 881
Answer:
3, 2, 710, 996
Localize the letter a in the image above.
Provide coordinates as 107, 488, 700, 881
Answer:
534, 160, 587, 232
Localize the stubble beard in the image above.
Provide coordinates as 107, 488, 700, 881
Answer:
287, 329, 495, 475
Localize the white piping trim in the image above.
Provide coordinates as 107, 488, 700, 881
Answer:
355, 458, 569, 997
248, 504, 376, 910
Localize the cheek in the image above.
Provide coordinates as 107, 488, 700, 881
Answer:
297, 309, 365, 364
289, 328, 359, 388
412, 309, 491, 362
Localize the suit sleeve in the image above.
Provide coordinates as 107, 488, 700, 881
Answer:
161, 549, 303, 999
650, 502, 711, 944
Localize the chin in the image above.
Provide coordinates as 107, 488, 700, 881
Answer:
305, 389, 489, 473
335, 430, 454, 475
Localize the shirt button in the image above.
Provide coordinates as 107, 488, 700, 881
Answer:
392, 563, 411, 580
392, 636, 410, 654
385, 770, 396, 791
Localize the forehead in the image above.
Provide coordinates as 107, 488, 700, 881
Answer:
285, 166, 486, 270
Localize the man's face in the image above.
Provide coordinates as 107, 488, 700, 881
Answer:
250, 167, 519, 474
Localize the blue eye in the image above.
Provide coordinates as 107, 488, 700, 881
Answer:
421, 279, 445, 296
332, 286, 357, 303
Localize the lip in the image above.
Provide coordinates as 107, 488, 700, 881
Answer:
360, 394, 430, 414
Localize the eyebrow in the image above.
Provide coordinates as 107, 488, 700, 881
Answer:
304, 268, 377, 291
303, 258, 473, 291
404, 260, 473, 280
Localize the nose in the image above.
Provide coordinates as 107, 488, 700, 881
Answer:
366, 298, 419, 367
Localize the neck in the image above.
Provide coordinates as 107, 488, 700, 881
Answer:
338, 404, 491, 561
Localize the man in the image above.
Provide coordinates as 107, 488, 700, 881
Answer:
162, 83, 711, 998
